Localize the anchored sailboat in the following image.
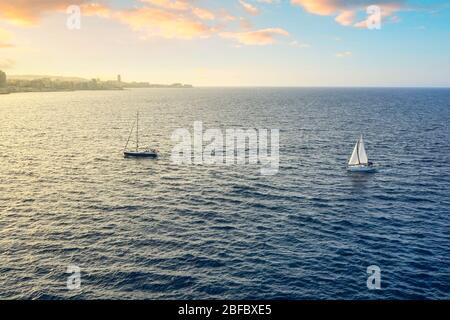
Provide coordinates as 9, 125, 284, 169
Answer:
124, 111, 158, 158
347, 135, 374, 172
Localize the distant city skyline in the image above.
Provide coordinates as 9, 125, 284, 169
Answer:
0, 0, 449, 87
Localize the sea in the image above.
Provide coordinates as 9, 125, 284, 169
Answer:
0, 87, 449, 299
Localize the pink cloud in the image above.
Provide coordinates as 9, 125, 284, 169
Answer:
220, 28, 289, 45
291, 0, 340, 15
335, 10, 355, 26
192, 7, 215, 20
239, 0, 260, 15
291, 0, 405, 27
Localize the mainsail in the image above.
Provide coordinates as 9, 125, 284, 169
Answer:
358, 136, 368, 164
348, 135, 368, 165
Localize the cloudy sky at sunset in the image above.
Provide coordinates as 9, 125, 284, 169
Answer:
0, 0, 449, 86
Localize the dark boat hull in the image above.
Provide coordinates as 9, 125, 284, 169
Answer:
124, 151, 158, 158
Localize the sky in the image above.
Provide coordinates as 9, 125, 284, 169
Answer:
0, 0, 449, 86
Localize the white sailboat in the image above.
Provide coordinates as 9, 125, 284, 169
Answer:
347, 135, 374, 172
124, 111, 158, 158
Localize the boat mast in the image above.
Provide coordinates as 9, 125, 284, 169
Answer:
136, 111, 139, 152
124, 119, 135, 152
356, 136, 360, 165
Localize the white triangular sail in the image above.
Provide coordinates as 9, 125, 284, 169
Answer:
348, 141, 360, 165
358, 136, 368, 164
348, 135, 368, 166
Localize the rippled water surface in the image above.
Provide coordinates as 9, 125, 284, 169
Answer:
1, 88, 449, 299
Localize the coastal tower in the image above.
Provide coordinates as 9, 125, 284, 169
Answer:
0, 70, 6, 87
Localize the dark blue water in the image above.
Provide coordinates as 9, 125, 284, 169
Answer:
0, 88, 449, 299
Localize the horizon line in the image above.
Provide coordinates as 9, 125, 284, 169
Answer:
4, 74, 450, 89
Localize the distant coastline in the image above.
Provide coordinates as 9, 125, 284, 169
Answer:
0, 72, 193, 95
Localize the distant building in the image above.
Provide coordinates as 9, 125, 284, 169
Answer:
0, 70, 6, 87
117, 74, 121, 83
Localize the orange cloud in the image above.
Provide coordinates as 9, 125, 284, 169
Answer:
140, 0, 190, 11
0, 0, 85, 26
115, 7, 212, 39
239, 17, 253, 31
291, 0, 339, 15
220, 28, 289, 45
192, 7, 215, 20
0, 0, 213, 40
239, 0, 260, 15
81, 2, 111, 18
0, 0, 287, 46
218, 10, 237, 22
335, 10, 355, 26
